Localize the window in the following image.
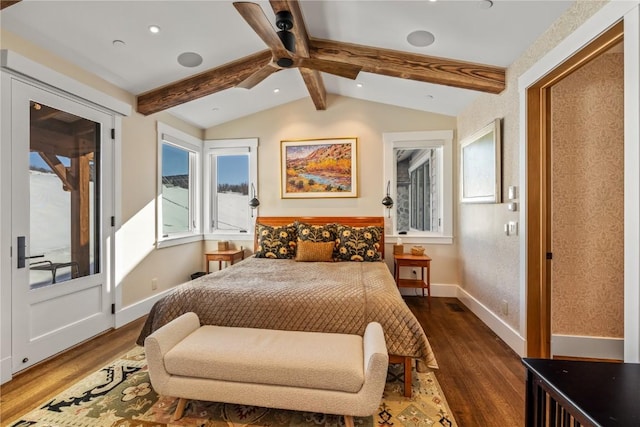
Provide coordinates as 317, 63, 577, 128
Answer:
157, 123, 201, 247
204, 138, 258, 238
383, 130, 453, 244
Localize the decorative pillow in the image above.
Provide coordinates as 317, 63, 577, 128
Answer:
295, 240, 335, 262
254, 223, 297, 259
335, 225, 383, 262
295, 221, 337, 243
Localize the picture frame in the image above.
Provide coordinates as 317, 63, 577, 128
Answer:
460, 118, 502, 203
280, 137, 358, 198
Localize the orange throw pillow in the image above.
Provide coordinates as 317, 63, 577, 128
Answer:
295, 240, 335, 262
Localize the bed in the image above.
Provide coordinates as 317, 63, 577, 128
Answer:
137, 216, 437, 397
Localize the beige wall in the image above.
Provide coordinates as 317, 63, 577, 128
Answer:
456, 0, 608, 330
550, 48, 624, 338
1, 29, 204, 308
205, 95, 459, 285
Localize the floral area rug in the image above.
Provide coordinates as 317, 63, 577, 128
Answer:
9, 347, 457, 427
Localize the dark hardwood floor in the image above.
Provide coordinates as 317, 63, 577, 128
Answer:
0, 297, 525, 426
0, 316, 147, 426
406, 297, 525, 426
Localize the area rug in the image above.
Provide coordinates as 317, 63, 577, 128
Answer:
9, 347, 457, 427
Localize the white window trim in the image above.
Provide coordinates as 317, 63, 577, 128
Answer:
383, 130, 453, 245
156, 122, 203, 248
203, 138, 258, 241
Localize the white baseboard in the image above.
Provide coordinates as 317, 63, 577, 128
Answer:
457, 287, 526, 357
552, 334, 624, 361
115, 288, 173, 328
1, 356, 12, 385
399, 283, 459, 298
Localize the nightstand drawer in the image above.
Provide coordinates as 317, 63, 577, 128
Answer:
401, 260, 430, 267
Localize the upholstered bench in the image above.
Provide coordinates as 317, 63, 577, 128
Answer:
144, 312, 389, 426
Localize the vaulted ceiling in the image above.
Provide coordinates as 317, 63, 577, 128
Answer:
1, 0, 573, 128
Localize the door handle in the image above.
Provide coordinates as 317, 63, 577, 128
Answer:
17, 236, 25, 268
17, 236, 44, 268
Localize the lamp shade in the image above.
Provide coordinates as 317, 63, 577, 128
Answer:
249, 183, 260, 209
249, 197, 260, 208
382, 181, 393, 208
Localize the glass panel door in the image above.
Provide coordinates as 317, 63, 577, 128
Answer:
29, 101, 100, 288
10, 78, 113, 374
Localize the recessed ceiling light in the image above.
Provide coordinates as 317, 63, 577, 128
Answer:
177, 52, 203, 68
356, 83, 363, 88
112, 39, 126, 48
149, 25, 161, 34
273, 88, 280, 93
429, 0, 437, 2
407, 30, 435, 47
478, 0, 493, 9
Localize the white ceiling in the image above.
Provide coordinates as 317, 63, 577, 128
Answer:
1, 0, 573, 129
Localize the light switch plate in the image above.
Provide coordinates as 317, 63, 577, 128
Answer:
508, 186, 517, 200
508, 221, 518, 236
508, 202, 518, 211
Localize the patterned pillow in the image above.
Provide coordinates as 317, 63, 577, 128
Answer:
295, 222, 337, 243
254, 223, 297, 259
335, 225, 383, 262
295, 240, 335, 262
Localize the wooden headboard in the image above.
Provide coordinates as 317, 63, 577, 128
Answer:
255, 216, 385, 257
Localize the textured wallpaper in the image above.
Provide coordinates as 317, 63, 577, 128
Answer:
551, 48, 624, 338
456, 0, 609, 330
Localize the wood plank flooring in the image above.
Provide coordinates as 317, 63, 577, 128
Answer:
0, 316, 147, 426
406, 297, 525, 426
0, 297, 525, 426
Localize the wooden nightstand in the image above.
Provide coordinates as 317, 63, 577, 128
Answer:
393, 253, 432, 304
205, 249, 244, 273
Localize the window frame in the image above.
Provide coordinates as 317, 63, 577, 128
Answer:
382, 130, 453, 244
203, 138, 258, 241
156, 122, 202, 248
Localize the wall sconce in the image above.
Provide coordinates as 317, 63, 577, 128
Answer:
381, 180, 394, 217
248, 183, 260, 217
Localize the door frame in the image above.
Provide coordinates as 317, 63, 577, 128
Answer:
0, 50, 130, 383
525, 22, 623, 358
10, 78, 116, 372
519, 1, 640, 360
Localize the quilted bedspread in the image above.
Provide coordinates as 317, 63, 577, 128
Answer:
136, 257, 437, 368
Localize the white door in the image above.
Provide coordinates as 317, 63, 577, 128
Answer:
10, 78, 114, 373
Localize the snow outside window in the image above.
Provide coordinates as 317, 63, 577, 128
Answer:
204, 138, 258, 239
156, 123, 202, 247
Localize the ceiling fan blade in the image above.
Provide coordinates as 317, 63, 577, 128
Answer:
234, 2, 289, 57
297, 58, 361, 80
237, 63, 280, 89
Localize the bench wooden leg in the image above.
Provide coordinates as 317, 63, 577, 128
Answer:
344, 415, 354, 427
173, 397, 188, 420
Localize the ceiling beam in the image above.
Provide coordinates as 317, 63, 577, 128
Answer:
0, 1, 21, 11
300, 68, 326, 110
137, 50, 272, 116
309, 38, 506, 95
270, 0, 326, 110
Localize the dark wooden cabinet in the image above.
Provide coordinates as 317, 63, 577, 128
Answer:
523, 358, 640, 427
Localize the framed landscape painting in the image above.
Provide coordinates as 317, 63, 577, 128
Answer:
280, 137, 358, 198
